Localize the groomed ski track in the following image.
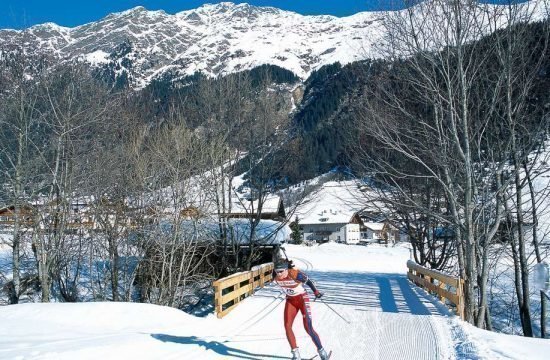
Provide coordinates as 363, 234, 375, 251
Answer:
203, 246, 475, 360
0, 244, 481, 360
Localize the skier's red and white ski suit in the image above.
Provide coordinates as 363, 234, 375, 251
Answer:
274, 268, 323, 350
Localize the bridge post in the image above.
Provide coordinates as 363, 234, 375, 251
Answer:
457, 279, 465, 320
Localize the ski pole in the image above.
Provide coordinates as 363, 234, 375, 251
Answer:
279, 246, 294, 268
280, 246, 289, 261
315, 297, 350, 324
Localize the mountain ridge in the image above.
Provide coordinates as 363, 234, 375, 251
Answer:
0, 2, 383, 87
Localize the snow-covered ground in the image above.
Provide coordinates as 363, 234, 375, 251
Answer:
1, 243, 549, 359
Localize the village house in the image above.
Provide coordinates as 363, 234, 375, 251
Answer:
295, 181, 367, 245
361, 221, 401, 245
294, 180, 411, 246
300, 209, 362, 244
0, 197, 126, 234
219, 195, 286, 221
358, 211, 402, 245
0, 204, 35, 230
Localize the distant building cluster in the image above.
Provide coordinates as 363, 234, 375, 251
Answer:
298, 209, 404, 245
1, 180, 409, 247
293, 181, 407, 246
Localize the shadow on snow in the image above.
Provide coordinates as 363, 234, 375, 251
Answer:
150, 334, 291, 359
302, 270, 449, 316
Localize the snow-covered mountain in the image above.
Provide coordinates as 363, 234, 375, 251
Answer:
0, 2, 384, 87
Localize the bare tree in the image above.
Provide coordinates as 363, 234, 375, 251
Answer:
30, 65, 115, 301
126, 108, 219, 308
186, 72, 254, 274
0, 46, 50, 303
351, 0, 549, 329
482, 2, 550, 335
236, 75, 293, 270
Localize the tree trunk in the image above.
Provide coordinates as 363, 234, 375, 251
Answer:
523, 158, 542, 263
514, 154, 533, 337
10, 130, 26, 304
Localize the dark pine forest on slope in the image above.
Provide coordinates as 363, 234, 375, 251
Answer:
8, 18, 549, 192
115, 19, 550, 188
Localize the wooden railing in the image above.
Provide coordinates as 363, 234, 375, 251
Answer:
213, 262, 274, 319
407, 260, 465, 320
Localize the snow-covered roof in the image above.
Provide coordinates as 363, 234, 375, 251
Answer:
229, 219, 290, 244
363, 222, 385, 231
296, 180, 368, 225
171, 218, 289, 244
131, 165, 286, 221
223, 195, 284, 219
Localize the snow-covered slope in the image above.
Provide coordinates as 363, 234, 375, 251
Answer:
0, 2, 384, 87
3, 243, 549, 359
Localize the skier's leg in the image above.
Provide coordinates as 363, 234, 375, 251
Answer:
284, 297, 300, 349
299, 293, 323, 350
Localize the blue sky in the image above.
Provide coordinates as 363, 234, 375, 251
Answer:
0, 1, 407, 30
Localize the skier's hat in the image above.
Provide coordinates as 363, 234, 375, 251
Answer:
274, 260, 289, 270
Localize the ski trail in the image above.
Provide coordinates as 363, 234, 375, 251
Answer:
232, 291, 284, 334
291, 256, 314, 271
220, 253, 465, 359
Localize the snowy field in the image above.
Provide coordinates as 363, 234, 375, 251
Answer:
1, 243, 550, 359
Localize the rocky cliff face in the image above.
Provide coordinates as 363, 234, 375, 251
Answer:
0, 2, 384, 88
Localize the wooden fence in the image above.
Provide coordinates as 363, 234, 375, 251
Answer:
407, 260, 465, 319
213, 262, 274, 319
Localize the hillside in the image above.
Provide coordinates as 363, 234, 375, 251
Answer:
1, 3, 549, 183
285, 18, 550, 181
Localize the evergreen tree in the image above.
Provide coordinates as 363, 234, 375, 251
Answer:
289, 216, 302, 244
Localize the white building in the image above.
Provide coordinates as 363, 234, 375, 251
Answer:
361, 221, 401, 245
300, 210, 362, 244
294, 181, 370, 245
294, 180, 409, 245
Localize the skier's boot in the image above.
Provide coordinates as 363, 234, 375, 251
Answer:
291, 348, 301, 360
318, 347, 329, 360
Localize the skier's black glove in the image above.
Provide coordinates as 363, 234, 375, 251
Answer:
314, 290, 323, 299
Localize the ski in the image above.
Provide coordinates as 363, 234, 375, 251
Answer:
308, 350, 332, 360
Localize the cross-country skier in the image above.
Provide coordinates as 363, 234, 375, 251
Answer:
272, 259, 329, 360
